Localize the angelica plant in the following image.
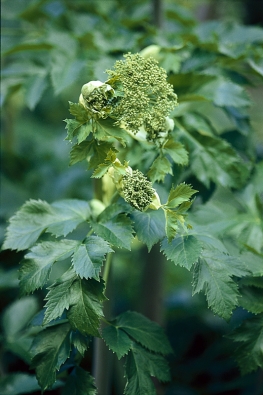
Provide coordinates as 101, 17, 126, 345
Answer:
2, 49, 263, 395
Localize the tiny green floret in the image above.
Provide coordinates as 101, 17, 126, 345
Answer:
122, 170, 155, 211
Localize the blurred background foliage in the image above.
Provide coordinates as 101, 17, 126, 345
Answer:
1, 0, 263, 394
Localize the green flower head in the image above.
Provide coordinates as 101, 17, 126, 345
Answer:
79, 80, 114, 118
122, 169, 156, 211
106, 53, 178, 138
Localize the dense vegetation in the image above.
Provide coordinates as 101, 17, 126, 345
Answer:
1, 1, 263, 394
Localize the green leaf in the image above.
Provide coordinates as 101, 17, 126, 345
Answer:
132, 210, 166, 251
24, 73, 48, 110
71, 332, 91, 357
91, 149, 117, 178
72, 236, 113, 280
228, 315, 263, 374
43, 268, 78, 325
95, 118, 129, 146
192, 247, 250, 320
30, 323, 71, 391
2, 296, 39, 340
92, 204, 134, 250
195, 78, 251, 108
88, 140, 118, 170
67, 278, 106, 337
20, 240, 78, 295
102, 325, 132, 360
3, 200, 54, 251
184, 130, 250, 188
182, 112, 215, 136
69, 140, 93, 166
115, 311, 173, 355
161, 235, 202, 270
48, 200, 91, 237
3, 199, 91, 251
147, 155, 172, 183
0, 373, 41, 395
239, 286, 263, 314
50, 53, 85, 94
163, 138, 188, 165
166, 183, 198, 208
62, 367, 97, 395
164, 209, 179, 242
68, 102, 90, 123
124, 343, 170, 395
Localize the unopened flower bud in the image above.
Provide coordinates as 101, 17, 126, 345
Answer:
79, 81, 114, 118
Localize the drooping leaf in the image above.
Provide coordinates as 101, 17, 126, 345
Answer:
102, 325, 132, 360
227, 315, 263, 374
192, 247, 251, 320
67, 278, 107, 337
132, 210, 166, 251
19, 240, 78, 295
30, 323, 72, 391
72, 236, 113, 280
124, 343, 170, 395
92, 204, 134, 250
62, 367, 97, 395
115, 311, 173, 355
148, 155, 173, 183
161, 234, 202, 270
3, 200, 91, 251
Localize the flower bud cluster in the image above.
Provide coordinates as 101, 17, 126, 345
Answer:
121, 169, 156, 211
79, 81, 114, 118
